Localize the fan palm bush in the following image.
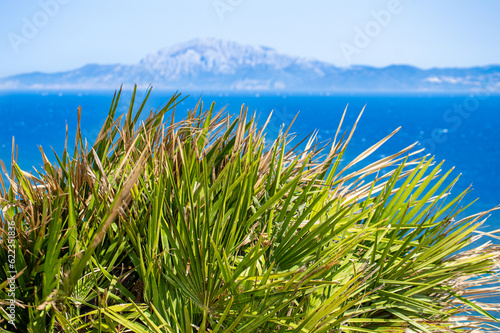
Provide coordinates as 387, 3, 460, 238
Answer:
0, 86, 499, 332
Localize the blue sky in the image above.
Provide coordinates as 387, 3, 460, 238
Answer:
1, 0, 499, 78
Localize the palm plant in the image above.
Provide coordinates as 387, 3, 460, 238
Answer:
0, 86, 499, 332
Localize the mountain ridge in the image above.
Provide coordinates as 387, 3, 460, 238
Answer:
1, 38, 499, 92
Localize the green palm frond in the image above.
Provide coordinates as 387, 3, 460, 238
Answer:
0, 86, 499, 332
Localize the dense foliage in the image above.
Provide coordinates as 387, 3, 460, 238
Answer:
0, 87, 499, 332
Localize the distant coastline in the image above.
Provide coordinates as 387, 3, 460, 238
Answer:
1, 38, 499, 93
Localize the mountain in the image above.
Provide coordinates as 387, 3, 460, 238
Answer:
1, 38, 499, 92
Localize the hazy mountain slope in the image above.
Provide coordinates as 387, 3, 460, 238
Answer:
1, 38, 499, 92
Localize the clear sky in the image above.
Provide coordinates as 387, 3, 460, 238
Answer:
1, 0, 499, 78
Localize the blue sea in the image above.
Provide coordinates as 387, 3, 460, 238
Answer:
0, 90, 499, 232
